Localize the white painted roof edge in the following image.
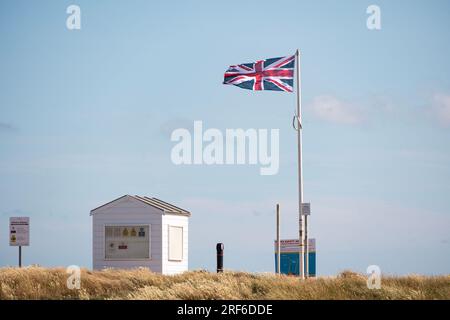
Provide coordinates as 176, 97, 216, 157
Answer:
90, 195, 191, 216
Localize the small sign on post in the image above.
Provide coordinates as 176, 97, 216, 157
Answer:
10, 217, 30, 246
10, 217, 30, 267
301, 203, 311, 216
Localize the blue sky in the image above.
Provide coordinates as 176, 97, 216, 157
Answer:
0, 0, 449, 275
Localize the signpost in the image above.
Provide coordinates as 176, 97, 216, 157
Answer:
274, 238, 316, 277
302, 203, 311, 277
9, 217, 30, 267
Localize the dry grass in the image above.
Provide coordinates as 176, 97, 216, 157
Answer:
0, 267, 448, 300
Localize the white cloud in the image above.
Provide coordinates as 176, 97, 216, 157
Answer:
307, 95, 364, 125
430, 93, 450, 126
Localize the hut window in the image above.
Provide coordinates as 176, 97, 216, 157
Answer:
168, 226, 183, 261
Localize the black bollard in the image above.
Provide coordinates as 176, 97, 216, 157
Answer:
216, 243, 224, 273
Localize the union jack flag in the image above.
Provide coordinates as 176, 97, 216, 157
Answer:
223, 55, 295, 92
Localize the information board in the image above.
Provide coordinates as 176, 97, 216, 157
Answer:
10, 217, 30, 246
105, 225, 150, 259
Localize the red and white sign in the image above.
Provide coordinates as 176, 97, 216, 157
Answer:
274, 238, 315, 253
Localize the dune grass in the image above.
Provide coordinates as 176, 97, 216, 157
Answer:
0, 267, 448, 300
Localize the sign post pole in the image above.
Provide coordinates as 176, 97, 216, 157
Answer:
19, 246, 22, 268
305, 215, 308, 278
301, 203, 311, 278
276, 204, 281, 275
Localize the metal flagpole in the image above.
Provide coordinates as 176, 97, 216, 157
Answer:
295, 49, 305, 279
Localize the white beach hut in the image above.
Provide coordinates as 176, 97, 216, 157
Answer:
90, 195, 190, 274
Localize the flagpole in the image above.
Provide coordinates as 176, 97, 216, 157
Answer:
295, 49, 305, 280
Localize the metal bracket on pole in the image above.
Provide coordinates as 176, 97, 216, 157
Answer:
292, 115, 302, 131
